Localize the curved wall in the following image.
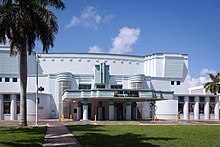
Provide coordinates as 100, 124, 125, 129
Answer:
155, 100, 178, 119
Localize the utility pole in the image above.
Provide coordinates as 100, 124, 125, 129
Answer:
36, 53, 39, 126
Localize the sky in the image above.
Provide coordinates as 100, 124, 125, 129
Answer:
34, 0, 219, 87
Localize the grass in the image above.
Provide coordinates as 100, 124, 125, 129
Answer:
0, 126, 47, 147
67, 125, 220, 147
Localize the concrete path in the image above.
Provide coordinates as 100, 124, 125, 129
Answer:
43, 125, 82, 147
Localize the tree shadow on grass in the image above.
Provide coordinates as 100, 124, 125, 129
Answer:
0, 138, 43, 147
0, 127, 47, 147
75, 132, 177, 147
0, 126, 46, 134
67, 125, 107, 132
67, 125, 177, 147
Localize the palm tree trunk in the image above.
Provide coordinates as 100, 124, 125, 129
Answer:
19, 48, 28, 126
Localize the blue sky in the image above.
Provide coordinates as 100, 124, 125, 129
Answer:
35, 0, 220, 86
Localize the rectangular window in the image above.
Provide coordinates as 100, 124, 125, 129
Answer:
210, 97, 215, 114
210, 104, 215, 114
189, 97, 194, 113
3, 95, 10, 114
210, 97, 216, 103
96, 85, 105, 89
130, 82, 143, 89
199, 103, 204, 114
199, 97, 205, 114
189, 97, 194, 102
199, 97, 205, 102
178, 103, 184, 114
176, 81, 181, 85
171, 81, 174, 85
0, 77, 2, 82
5, 77, 10, 82
79, 84, 91, 90
178, 96, 184, 102
111, 85, 123, 89
13, 78, 17, 82
189, 103, 194, 113
16, 95, 20, 114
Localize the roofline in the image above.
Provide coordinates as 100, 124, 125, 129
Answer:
39, 52, 144, 58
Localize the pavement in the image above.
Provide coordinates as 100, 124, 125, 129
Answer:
43, 124, 82, 147
1, 119, 220, 126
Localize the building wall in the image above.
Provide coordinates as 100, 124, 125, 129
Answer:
38, 53, 144, 75
155, 100, 178, 119
0, 46, 37, 76
2, 46, 218, 120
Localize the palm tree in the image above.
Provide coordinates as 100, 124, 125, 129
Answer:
204, 73, 220, 95
0, 0, 65, 126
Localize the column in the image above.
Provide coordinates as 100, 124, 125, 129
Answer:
126, 100, 131, 120
98, 102, 102, 120
109, 100, 114, 120
204, 96, 209, 119
215, 97, 219, 119
76, 101, 81, 120
133, 102, 138, 120
10, 95, 16, 120
183, 96, 189, 119
194, 96, 199, 119
0, 95, 3, 120
82, 99, 88, 120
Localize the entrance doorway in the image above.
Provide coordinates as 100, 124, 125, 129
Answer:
96, 106, 105, 120
117, 103, 123, 120
81, 103, 92, 119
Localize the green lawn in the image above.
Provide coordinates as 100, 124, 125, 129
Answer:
0, 126, 47, 147
67, 125, 220, 147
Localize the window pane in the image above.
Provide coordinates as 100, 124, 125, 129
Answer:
3, 95, 10, 101
13, 78, 17, 82
199, 103, 204, 114
210, 97, 215, 103
5, 77, 10, 82
131, 82, 143, 89
189, 97, 194, 102
96, 85, 105, 89
177, 81, 180, 85
210, 104, 215, 114
178, 103, 184, 114
79, 84, 91, 90
16, 95, 20, 101
189, 103, 194, 113
4, 102, 10, 114
199, 97, 205, 102
171, 81, 174, 85
17, 102, 20, 114
111, 85, 123, 89
178, 96, 184, 102
0, 77, 2, 82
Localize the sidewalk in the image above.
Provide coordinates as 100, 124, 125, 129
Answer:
43, 124, 82, 147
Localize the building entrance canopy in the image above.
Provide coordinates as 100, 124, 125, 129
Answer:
62, 89, 174, 102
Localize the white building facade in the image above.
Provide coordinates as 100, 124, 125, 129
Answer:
0, 46, 219, 120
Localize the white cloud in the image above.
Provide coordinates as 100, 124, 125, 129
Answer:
188, 68, 217, 88
68, 16, 80, 27
88, 45, 102, 53
200, 68, 217, 76
66, 6, 113, 29
109, 27, 140, 54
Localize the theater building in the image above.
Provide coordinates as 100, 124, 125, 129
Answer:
0, 46, 219, 120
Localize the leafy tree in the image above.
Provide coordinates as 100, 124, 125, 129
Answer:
204, 73, 220, 95
0, 0, 65, 126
